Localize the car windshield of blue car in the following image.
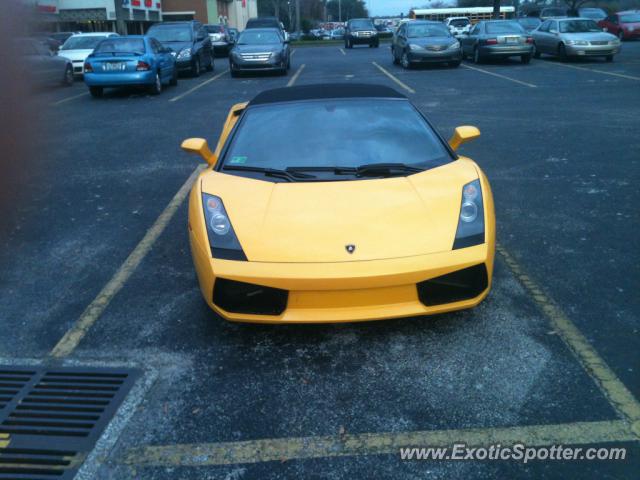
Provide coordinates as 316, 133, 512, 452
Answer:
486, 22, 525, 34
94, 38, 145, 55
408, 24, 450, 37
237, 31, 281, 45
147, 26, 192, 42
222, 99, 452, 175
61, 36, 108, 50
560, 20, 600, 33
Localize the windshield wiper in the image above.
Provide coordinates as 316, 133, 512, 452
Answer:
287, 163, 424, 178
222, 165, 316, 181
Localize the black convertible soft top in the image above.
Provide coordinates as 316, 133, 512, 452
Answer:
248, 83, 406, 106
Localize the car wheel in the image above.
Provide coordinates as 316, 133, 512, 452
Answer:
62, 65, 74, 86
533, 43, 541, 58
401, 51, 411, 69
149, 72, 162, 95
391, 46, 399, 64
170, 66, 178, 86
89, 86, 103, 98
521, 54, 531, 64
206, 52, 214, 71
473, 46, 483, 64
192, 56, 201, 77
606, 54, 614, 62
617, 30, 624, 41
558, 43, 568, 62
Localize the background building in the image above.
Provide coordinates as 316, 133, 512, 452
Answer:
161, 0, 257, 29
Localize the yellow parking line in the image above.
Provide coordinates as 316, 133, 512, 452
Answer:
169, 69, 229, 102
339, 48, 346, 56
372, 62, 416, 94
123, 420, 634, 467
287, 63, 305, 87
0, 433, 10, 449
546, 62, 640, 81
50, 165, 206, 358
50, 91, 89, 106
461, 64, 537, 88
497, 245, 640, 438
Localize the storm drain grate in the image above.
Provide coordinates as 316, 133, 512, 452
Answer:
0, 366, 139, 480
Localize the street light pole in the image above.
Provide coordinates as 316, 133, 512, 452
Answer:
295, 0, 301, 36
339, 0, 342, 22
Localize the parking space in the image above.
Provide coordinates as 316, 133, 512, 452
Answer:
1, 40, 639, 479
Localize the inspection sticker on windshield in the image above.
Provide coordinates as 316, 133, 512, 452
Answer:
229, 156, 248, 165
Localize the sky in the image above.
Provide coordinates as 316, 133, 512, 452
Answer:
366, 0, 453, 17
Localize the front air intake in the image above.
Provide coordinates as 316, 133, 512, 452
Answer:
417, 264, 488, 306
213, 278, 288, 315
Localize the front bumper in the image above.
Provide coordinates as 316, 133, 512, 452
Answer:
348, 34, 378, 45
175, 58, 194, 71
408, 48, 462, 63
479, 45, 533, 57
189, 229, 495, 323
230, 56, 284, 72
565, 44, 620, 56
84, 71, 155, 87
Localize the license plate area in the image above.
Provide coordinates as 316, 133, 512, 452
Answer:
504, 36, 520, 44
103, 62, 126, 71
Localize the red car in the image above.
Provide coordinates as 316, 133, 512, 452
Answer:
598, 11, 640, 40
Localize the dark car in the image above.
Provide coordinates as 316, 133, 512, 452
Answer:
229, 28, 290, 77
391, 21, 461, 68
345, 18, 379, 48
598, 11, 640, 40
50, 32, 78, 44
18, 38, 74, 88
146, 21, 213, 76
30, 34, 62, 53
460, 20, 533, 64
516, 17, 542, 33
204, 24, 232, 56
246, 16, 288, 41
538, 7, 568, 21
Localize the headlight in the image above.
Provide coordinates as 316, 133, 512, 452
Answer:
409, 44, 423, 51
177, 48, 192, 59
449, 41, 461, 49
567, 40, 588, 46
453, 179, 485, 250
201, 194, 246, 260
609, 39, 621, 45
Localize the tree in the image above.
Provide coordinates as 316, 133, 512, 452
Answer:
326, 0, 368, 21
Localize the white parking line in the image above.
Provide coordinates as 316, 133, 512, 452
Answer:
169, 69, 229, 102
372, 62, 416, 94
547, 61, 640, 81
287, 64, 306, 87
461, 63, 537, 88
339, 48, 346, 56
50, 91, 89, 106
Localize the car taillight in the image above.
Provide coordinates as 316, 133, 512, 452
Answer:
136, 61, 151, 71
84, 62, 92, 72
526, 37, 534, 43
485, 38, 498, 45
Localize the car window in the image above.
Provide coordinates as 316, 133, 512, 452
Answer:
450, 19, 469, 27
349, 20, 374, 30
237, 31, 282, 44
407, 24, 450, 38
94, 38, 146, 54
485, 22, 525, 34
147, 25, 192, 42
61, 35, 109, 50
150, 38, 161, 53
223, 99, 452, 174
559, 19, 601, 33
620, 14, 640, 23
470, 23, 481, 35
549, 21, 558, 31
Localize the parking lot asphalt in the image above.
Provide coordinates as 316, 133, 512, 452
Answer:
0, 41, 639, 479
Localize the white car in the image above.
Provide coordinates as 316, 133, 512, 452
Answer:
444, 17, 472, 37
58, 32, 119, 76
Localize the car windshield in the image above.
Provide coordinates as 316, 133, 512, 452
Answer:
620, 14, 640, 22
560, 19, 600, 33
350, 20, 373, 29
543, 8, 566, 16
486, 22, 525, 34
408, 24, 450, 37
579, 9, 606, 19
237, 31, 281, 44
61, 35, 108, 50
94, 38, 145, 54
222, 99, 451, 175
450, 19, 470, 27
247, 19, 279, 28
147, 26, 192, 42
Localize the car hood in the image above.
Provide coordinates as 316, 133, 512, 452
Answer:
561, 31, 616, 41
233, 44, 282, 54
410, 36, 457, 47
58, 49, 94, 61
201, 159, 479, 263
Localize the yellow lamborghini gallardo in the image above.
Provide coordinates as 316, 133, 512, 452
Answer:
182, 84, 495, 323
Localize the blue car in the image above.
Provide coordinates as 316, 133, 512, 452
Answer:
84, 36, 177, 97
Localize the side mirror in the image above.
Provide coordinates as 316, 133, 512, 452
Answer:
449, 126, 480, 151
181, 138, 217, 166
